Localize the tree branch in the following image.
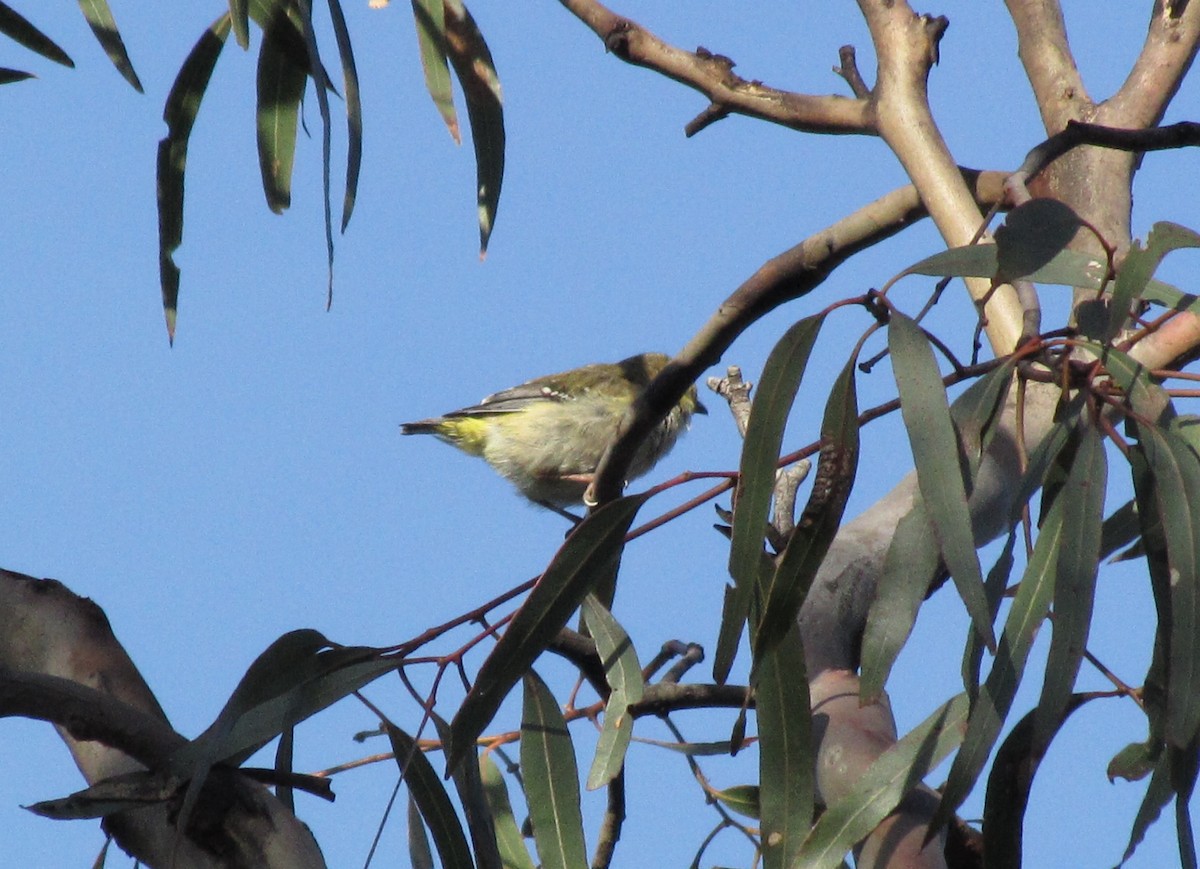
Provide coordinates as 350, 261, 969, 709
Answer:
862, 0, 1026, 354
588, 169, 1009, 504
555, 0, 874, 135
0, 570, 325, 868
1108, 0, 1200, 128
1003, 0, 1090, 131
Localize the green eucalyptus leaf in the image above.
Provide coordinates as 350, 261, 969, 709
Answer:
890, 311, 993, 652
934, 490, 1064, 831
754, 357, 857, 659
796, 693, 970, 869
388, 725, 474, 869
757, 623, 813, 869
447, 494, 647, 773
521, 671, 588, 869
77, 0, 142, 91
480, 754, 537, 869
718, 314, 824, 683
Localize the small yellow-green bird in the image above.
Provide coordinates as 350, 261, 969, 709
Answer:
400, 352, 705, 509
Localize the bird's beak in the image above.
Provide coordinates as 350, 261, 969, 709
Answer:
695, 398, 708, 415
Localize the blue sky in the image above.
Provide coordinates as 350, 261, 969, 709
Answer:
2, 3, 1198, 867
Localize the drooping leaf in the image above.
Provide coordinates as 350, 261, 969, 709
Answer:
156, 13, 232, 343
256, 4, 308, 214
890, 311, 994, 652
294, 0, 338, 306
0, 67, 32, 84
24, 768, 177, 820
983, 695, 1095, 869
1135, 424, 1200, 749
1100, 499, 1141, 561
412, 0, 458, 141
757, 623, 813, 869
859, 502, 939, 703
480, 754, 537, 869
0, 3, 74, 67
443, 0, 504, 254
76, 0, 143, 91
447, 494, 647, 772
963, 530, 1015, 700
1032, 419, 1106, 754
430, 714, 502, 869
582, 595, 644, 790
754, 357, 858, 659
408, 795, 436, 869
388, 724, 474, 869
861, 362, 1014, 702
1109, 739, 1162, 783
718, 314, 824, 683
1107, 221, 1200, 340
993, 199, 1083, 284
521, 671, 588, 869
228, 0, 250, 49
326, 0, 361, 230
933, 492, 1064, 831
167, 630, 393, 842
795, 693, 970, 869
711, 784, 760, 819
1120, 752, 1175, 866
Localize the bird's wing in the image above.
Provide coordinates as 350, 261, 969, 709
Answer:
445, 379, 572, 417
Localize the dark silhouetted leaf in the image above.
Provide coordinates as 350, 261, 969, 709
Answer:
444, 0, 504, 254
0, 67, 32, 84
934, 490, 1064, 831
718, 314, 824, 683
757, 623, 812, 869
408, 795, 436, 869
0, 3, 73, 67
388, 724, 474, 869
796, 693, 970, 869
431, 714, 502, 869
157, 14, 232, 343
963, 531, 1016, 699
890, 311, 994, 652
326, 0, 361, 230
1135, 424, 1200, 750
984, 695, 1095, 869
1120, 753, 1174, 866
448, 494, 647, 772
77, 0, 142, 91
1033, 419, 1105, 754
521, 671, 588, 869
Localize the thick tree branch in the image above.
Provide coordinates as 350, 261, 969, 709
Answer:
556, 0, 874, 135
1108, 0, 1200, 128
589, 169, 1009, 504
0, 570, 324, 868
862, 0, 1026, 354
1003, 0, 1091, 131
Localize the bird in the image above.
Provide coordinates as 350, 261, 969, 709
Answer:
400, 352, 706, 513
